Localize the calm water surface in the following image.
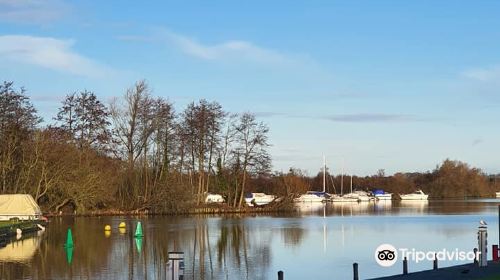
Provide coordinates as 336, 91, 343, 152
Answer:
1, 200, 500, 280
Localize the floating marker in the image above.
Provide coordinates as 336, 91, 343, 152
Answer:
118, 222, 126, 229
65, 246, 74, 264
135, 236, 143, 253
134, 222, 143, 237
104, 225, 111, 231
65, 228, 74, 248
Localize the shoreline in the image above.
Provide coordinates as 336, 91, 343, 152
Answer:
44, 204, 298, 217
43, 197, 500, 217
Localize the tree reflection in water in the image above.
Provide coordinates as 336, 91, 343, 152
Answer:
2, 200, 495, 279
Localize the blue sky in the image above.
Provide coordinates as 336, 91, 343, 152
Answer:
1, 0, 500, 176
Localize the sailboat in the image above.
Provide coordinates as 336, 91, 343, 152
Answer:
294, 156, 329, 203
331, 163, 359, 203
342, 175, 374, 202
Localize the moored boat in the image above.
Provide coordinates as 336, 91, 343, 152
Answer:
0, 194, 47, 241
205, 193, 225, 203
245, 192, 276, 206
294, 191, 328, 203
399, 189, 428, 200
372, 189, 393, 200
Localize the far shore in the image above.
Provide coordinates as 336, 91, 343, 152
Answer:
43, 196, 500, 217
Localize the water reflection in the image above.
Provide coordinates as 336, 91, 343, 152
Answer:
0, 233, 43, 263
1, 200, 500, 279
295, 201, 325, 214
399, 200, 429, 213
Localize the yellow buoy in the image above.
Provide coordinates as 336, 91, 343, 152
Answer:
104, 230, 111, 238
104, 225, 111, 231
119, 228, 126, 235
118, 222, 126, 229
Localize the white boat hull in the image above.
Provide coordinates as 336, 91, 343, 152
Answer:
400, 195, 428, 200
330, 197, 360, 203
294, 196, 325, 203
245, 193, 276, 206
375, 194, 392, 200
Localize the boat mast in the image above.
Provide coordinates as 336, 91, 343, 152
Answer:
350, 175, 353, 193
341, 158, 344, 195
323, 155, 326, 193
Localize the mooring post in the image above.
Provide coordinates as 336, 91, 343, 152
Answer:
474, 248, 478, 265
278, 270, 284, 280
478, 224, 488, 267
403, 257, 408, 275
493, 245, 499, 262
433, 254, 438, 270
353, 263, 359, 280
167, 252, 184, 280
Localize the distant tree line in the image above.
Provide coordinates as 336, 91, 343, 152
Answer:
0, 80, 498, 214
0, 80, 270, 213
264, 159, 499, 199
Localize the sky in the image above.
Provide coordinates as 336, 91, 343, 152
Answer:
1, 0, 500, 176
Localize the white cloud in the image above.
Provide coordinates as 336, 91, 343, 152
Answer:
0, 35, 111, 77
462, 66, 500, 82
163, 31, 294, 65
0, 0, 68, 24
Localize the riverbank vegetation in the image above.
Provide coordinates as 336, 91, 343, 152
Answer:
0, 80, 498, 214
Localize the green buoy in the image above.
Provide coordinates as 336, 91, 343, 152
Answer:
64, 228, 74, 248
134, 222, 143, 237
135, 236, 143, 253
65, 246, 74, 264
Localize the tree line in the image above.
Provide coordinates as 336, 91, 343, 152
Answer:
0, 80, 270, 213
266, 159, 499, 199
0, 80, 498, 214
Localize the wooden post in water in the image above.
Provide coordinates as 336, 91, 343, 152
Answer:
403, 257, 408, 275
353, 263, 359, 280
474, 248, 478, 265
278, 270, 284, 280
433, 254, 438, 270
493, 245, 499, 262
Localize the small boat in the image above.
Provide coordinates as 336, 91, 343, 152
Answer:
331, 175, 364, 203
330, 195, 360, 203
372, 189, 393, 201
399, 189, 428, 200
205, 193, 225, 203
295, 156, 330, 203
245, 193, 276, 206
350, 190, 374, 202
294, 191, 328, 203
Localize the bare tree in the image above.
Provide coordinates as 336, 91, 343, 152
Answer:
0, 81, 41, 193
55, 90, 111, 152
233, 113, 271, 208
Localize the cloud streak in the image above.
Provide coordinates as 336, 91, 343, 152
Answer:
322, 113, 422, 123
462, 65, 500, 82
253, 111, 431, 123
0, 35, 112, 77
164, 31, 292, 65
0, 0, 68, 24
118, 29, 302, 67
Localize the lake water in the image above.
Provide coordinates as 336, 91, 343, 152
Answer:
1, 200, 499, 280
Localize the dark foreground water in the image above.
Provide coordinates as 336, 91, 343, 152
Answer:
1, 200, 499, 280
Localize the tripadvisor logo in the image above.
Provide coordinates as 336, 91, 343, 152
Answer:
375, 244, 398, 267
375, 244, 480, 267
